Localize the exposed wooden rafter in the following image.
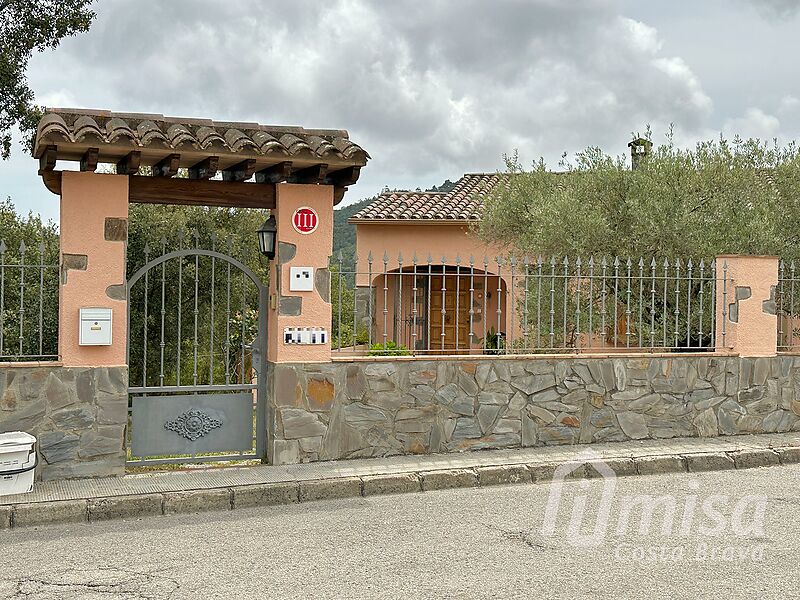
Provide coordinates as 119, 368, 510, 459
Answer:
152, 153, 180, 177
325, 166, 361, 187
222, 159, 257, 182
290, 164, 328, 184
38, 145, 57, 175
129, 176, 276, 209
116, 151, 141, 175
188, 156, 219, 180
80, 148, 99, 172
255, 161, 293, 184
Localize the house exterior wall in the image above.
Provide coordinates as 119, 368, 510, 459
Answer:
353, 222, 515, 351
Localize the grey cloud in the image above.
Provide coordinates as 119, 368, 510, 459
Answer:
24, 0, 720, 203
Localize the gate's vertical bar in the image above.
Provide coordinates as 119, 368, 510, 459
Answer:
778, 260, 785, 348
398, 252, 404, 350
382, 251, 389, 351
225, 239, 232, 385
142, 243, 150, 387
561, 256, 568, 347
38, 240, 45, 356
367, 252, 374, 347
455, 255, 461, 352
441, 255, 447, 353
662, 258, 669, 347
256, 271, 268, 460
612, 257, 620, 349
483, 256, 489, 352
625, 257, 632, 348
0, 240, 5, 355
600, 257, 607, 348
209, 232, 217, 384
337, 251, 344, 352
496, 257, 503, 353
412, 254, 418, 354
193, 230, 200, 386
650, 258, 657, 348
159, 237, 167, 387
686, 259, 693, 348
427, 254, 433, 352
721, 260, 729, 348
18, 241, 26, 355
523, 256, 529, 350
588, 257, 594, 348
506, 255, 512, 352
176, 230, 184, 386
778, 260, 795, 346
240, 249, 247, 385
673, 258, 681, 348
637, 258, 644, 348
536, 256, 543, 349
352, 252, 358, 354
710, 259, 717, 348
549, 256, 556, 348
469, 256, 475, 352
574, 257, 582, 348
698, 260, 706, 347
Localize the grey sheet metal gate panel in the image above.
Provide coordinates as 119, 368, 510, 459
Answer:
126, 242, 268, 467
131, 393, 255, 458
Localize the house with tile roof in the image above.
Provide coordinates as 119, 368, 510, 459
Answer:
348, 173, 512, 353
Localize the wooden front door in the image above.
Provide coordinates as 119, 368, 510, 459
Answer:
429, 275, 471, 351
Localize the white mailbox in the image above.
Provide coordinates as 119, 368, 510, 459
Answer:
79, 307, 113, 346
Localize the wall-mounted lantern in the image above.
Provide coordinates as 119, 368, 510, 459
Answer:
257, 215, 277, 259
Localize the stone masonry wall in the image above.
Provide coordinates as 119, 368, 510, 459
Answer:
269, 355, 800, 464
0, 366, 127, 480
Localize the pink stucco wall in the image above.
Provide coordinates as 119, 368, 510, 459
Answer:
267, 184, 334, 363
59, 172, 129, 367
715, 255, 778, 357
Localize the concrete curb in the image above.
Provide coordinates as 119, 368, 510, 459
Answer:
3, 445, 798, 529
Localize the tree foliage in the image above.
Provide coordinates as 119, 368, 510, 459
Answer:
479, 131, 800, 260
0, 0, 96, 158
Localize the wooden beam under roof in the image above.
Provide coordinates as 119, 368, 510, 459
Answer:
129, 176, 275, 209
38, 145, 57, 175
80, 148, 99, 172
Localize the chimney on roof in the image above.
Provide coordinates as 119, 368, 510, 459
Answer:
628, 137, 653, 170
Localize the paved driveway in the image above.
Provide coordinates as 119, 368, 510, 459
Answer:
1, 463, 798, 599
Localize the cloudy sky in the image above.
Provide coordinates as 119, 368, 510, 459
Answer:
3, 0, 800, 223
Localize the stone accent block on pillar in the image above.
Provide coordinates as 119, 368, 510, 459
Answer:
715, 255, 778, 357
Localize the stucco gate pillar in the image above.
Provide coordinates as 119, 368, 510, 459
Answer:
267, 184, 334, 464
715, 255, 778, 356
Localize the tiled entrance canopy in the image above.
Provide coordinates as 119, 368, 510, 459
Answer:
34, 108, 369, 172
33, 108, 369, 207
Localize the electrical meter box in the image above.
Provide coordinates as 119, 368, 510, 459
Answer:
289, 267, 314, 292
79, 307, 113, 346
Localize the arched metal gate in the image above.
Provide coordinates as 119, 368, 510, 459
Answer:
126, 246, 267, 467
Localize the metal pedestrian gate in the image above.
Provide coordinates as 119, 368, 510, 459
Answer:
126, 238, 267, 467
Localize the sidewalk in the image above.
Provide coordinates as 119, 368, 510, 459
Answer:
3, 432, 800, 529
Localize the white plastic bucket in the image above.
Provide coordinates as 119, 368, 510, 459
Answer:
0, 431, 37, 496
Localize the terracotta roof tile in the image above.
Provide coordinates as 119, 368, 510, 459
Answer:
33, 108, 369, 169
351, 173, 505, 221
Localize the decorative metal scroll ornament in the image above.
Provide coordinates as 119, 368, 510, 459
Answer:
164, 409, 223, 441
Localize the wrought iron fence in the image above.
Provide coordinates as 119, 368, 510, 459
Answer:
0, 239, 59, 361
330, 252, 729, 356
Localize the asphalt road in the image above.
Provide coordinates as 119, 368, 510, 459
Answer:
1, 463, 799, 599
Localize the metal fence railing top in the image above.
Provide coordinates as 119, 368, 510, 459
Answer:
330, 252, 729, 357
